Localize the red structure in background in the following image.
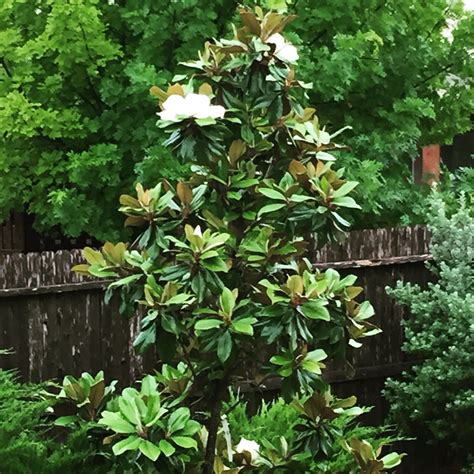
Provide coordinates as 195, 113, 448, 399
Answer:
413, 144, 442, 185
421, 144, 441, 184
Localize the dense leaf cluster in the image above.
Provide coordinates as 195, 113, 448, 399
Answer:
0, 367, 400, 473
0, 369, 109, 474
385, 195, 474, 468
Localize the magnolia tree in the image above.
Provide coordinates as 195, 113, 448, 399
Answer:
66, 8, 403, 473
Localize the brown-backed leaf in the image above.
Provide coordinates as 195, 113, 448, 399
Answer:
72, 264, 90, 275
287, 68, 295, 83
177, 182, 193, 205
83, 247, 104, 266
300, 107, 316, 122
89, 381, 105, 410
239, 9, 261, 35
289, 159, 306, 177
119, 194, 140, 208
346, 286, 364, 299
149, 86, 168, 101
110, 242, 127, 264
136, 183, 151, 206
261, 12, 284, 39
228, 139, 246, 165
236, 26, 250, 43
287, 275, 304, 295
316, 161, 327, 177
124, 216, 145, 227
263, 14, 297, 39
167, 83, 185, 96
198, 83, 213, 96
103, 434, 119, 446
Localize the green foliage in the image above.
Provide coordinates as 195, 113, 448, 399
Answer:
225, 395, 299, 445
0, 370, 50, 473
285, 0, 473, 227
0, 368, 400, 473
1, 0, 472, 238
99, 375, 201, 467
62, 8, 403, 472
385, 194, 474, 465
0, 0, 235, 240
0, 370, 111, 474
45, 371, 117, 426
421, 165, 474, 219
223, 390, 402, 473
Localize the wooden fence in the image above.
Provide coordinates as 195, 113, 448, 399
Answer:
0, 212, 24, 252
0, 226, 432, 423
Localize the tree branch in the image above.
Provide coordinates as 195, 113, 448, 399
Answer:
77, 19, 107, 112
413, 62, 454, 89
1, 57, 13, 78
179, 337, 198, 381
203, 377, 229, 474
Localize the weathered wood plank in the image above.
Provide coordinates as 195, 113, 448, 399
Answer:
0, 280, 110, 297
0, 254, 432, 297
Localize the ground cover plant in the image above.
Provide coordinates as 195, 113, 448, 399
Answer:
0, 367, 399, 473
0, 0, 472, 238
0, 369, 107, 474
385, 193, 474, 470
45, 7, 407, 472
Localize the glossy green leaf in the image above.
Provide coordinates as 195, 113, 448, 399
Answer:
172, 436, 198, 450
99, 412, 136, 434
299, 300, 330, 320
112, 435, 141, 456
217, 331, 232, 363
195, 319, 223, 331
258, 188, 287, 201
257, 203, 286, 217
167, 407, 190, 434
139, 439, 161, 461
159, 439, 176, 457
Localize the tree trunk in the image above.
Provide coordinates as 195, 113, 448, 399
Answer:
203, 379, 228, 474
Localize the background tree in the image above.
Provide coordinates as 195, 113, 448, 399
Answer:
385, 194, 474, 470
0, 0, 238, 240
0, 0, 472, 240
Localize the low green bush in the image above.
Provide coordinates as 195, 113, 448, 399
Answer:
0, 370, 50, 473
0, 370, 115, 474
0, 368, 403, 473
224, 392, 401, 473
385, 194, 474, 467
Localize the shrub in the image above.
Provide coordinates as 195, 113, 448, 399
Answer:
64, 7, 403, 472
0, 370, 50, 473
224, 391, 401, 473
0, 370, 104, 473
385, 194, 474, 466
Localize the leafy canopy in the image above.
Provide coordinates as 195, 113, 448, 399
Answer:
0, 0, 472, 238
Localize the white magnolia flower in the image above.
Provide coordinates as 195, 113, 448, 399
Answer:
158, 93, 225, 122
235, 438, 261, 464
316, 129, 331, 146
193, 225, 203, 238
267, 33, 299, 63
